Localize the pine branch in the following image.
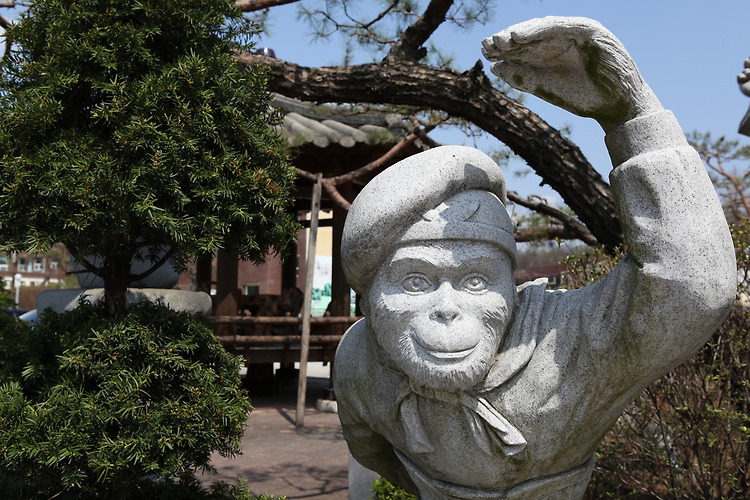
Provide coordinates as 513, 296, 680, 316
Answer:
385, 0, 454, 63
321, 181, 352, 211
128, 246, 177, 283
234, 0, 301, 12
508, 191, 598, 246
328, 129, 427, 185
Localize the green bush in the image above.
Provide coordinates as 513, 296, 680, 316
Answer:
372, 477, 416, 500
117, 475, 286, 499
80, 474, 285, 500
0, 301, 253, 499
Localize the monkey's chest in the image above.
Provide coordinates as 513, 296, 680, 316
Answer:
385, 394, 533, 490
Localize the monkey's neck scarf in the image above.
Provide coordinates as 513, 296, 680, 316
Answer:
395, 380, 527, 457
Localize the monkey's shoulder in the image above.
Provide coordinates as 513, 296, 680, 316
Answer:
335, 319, 370, 372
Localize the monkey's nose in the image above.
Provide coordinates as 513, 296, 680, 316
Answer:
430, 308, 460, 323
429, 285, 461, 323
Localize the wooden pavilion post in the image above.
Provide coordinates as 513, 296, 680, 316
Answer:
296, 174, 322, 428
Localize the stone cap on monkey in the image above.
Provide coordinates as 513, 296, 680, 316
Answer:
341, 145, 517, 295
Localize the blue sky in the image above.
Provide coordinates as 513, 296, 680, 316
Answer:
257, 0, 750, 200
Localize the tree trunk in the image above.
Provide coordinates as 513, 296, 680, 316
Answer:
102, 251, 133, 315
238, 53, 623, 250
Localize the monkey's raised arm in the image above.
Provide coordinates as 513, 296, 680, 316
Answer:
484, 17, 736, 378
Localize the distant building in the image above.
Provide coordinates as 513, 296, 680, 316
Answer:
0, 243, 71, 289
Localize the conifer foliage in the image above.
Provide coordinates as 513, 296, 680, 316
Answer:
0, 0, 297, 298
0, 301, 254, 498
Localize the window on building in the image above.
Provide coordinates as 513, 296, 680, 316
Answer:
33, 257, 44, 272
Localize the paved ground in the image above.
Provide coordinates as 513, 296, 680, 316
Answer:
199, 364, 350, 500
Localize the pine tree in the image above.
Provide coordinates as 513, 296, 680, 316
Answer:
0, 0, 297, 309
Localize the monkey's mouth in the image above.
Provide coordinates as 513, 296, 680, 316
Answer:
416, 343, 477, 362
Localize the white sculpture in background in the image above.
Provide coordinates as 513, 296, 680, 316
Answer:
334, 16, 737, 499
738, 57, 750, 136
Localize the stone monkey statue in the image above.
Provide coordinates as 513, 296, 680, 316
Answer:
335, 17, 736, 499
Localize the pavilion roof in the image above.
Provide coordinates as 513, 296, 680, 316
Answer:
272, 94, 426, 151
271, 94, 433, 210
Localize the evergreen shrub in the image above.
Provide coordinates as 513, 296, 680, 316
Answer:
0, 301, 253, 499
372, 477, 416, 500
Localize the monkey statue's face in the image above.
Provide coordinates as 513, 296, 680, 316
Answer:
367, 241, 516, 392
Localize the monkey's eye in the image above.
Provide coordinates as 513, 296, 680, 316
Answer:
461, 274, 488, 293
402, 274, 431, 293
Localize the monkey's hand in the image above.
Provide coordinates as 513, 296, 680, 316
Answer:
482, 16, 661, 131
